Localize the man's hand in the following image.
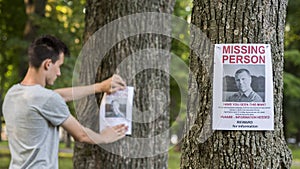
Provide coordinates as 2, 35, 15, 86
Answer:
95, 74, 126, 94
62, 115, 128, 144
99, 124, 128, 144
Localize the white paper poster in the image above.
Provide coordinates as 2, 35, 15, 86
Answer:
212, 44, 274, 130
99, 86, 134, 135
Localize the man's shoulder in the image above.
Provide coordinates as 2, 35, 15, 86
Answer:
227, 92, 240, 101
7, 84, 50, 92
249, 91, 263, 102
6, 84, 59, 100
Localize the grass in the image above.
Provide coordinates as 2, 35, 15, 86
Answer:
168, 148, 181, 169
290, 145, 300, 169
0, 141, 181, 169
3, 143, 300, 168
5, 142, 300, 169
291, 146, 300, 159
2, 141, 300, 169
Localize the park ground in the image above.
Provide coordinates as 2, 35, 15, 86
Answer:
1, 141, 300, 169
0, 127, 300, 168
0, 140, 181, 169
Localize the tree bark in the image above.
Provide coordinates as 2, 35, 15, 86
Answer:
73, 0, 175, 168
181, 0, 292, 168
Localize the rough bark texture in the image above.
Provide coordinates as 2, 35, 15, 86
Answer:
181, 0, 292, 168
73, 0, 175, 169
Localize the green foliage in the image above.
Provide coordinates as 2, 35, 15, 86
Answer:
0, 0, 86, 114
172, 0, 192, 62
285, 0, 300, 49
284, 72, 300, 98
43, 0, 85, 54
173, 0, 193, 21
284, 0, 300, 141
284, 50, 300, 100
0, 0, 27, 100
169, 0, 192, 127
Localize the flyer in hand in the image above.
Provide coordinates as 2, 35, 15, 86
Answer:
99, 86, 134, 135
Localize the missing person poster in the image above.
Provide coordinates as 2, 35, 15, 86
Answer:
99, 86, 134, 135
212, 44, 274, 130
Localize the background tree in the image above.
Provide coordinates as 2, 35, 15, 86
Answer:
73, 0, 175, 168
181, 0, 292, 168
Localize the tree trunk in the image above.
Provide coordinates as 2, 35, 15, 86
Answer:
24, 0, 47, 40
73, 0, 175, 168
181, 0, 292, 168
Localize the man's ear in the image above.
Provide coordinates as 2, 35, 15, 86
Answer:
43, 59, 52, 70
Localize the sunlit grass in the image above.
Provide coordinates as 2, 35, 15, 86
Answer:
0, 141, 182, 169
3, 142, 300, 169
290, 145, 300, 169
168, 148, 181, 169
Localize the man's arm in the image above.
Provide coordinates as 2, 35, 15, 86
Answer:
61, 115, 128, 144
55, 84, 95, 102
55, 75, 126, 102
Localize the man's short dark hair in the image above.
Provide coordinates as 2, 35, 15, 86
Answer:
235, 68, 251, 77
28, 35, 70, 68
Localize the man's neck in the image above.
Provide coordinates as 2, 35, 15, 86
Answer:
21, 67, 46, 87
240, 89, 253, 97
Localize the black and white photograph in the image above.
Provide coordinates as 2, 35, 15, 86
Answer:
222, 65, 265, 102
105, 99, 127, 118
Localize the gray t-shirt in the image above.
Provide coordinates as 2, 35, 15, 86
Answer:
2, 84, 70, 169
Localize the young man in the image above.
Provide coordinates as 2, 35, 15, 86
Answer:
226, 68, 263, 102
2, 35, 128, 169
